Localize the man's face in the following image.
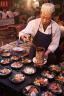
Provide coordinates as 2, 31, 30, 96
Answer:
40, 12, 52, 26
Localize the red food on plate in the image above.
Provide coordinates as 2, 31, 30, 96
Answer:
11, 62, 23, 69
0, 68, 12, 75
34, 77, 48, 86
50, 65, 61, 72
55, 75, 64, 84
0, 59, 10, 65
2, 52, 11, 57
42, 70, 54, 79
23, 85, 39, 96
11, 73, 25, 83
49, 82, 62, 93
41, 91, 54, 96
11, 55, 20, 61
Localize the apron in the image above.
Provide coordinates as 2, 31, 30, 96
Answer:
29, 23, 57, 64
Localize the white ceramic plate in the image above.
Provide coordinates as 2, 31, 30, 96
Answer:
13, 47, 25, 52
33, 57, 47, 65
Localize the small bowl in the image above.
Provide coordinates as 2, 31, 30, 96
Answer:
33, 77, 48, 88
48, 82, 62, 95
0, 67, 12, 77
9, 73, 25, 84
11, 55, 20, 61
22, 66, 36, 75
41, 70, 55, 82
11, 61, 23, 69
0, 58, 11, 65
55, 75, 64, 85
21, 58, 32, 64
1, 52, 11, 57
49, 64, 61, 75
23, 85, 39, 96
41, 91, 55, 96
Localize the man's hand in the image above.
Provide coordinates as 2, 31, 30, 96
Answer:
20, 34, 31, 43
44, 49, 51, 59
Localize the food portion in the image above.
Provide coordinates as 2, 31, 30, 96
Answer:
23, 66, 36, 75
0, 58, 10, 65
2, 52, 11, 57
55, 75, 64, 84
22, 58, 31, 64
23, 85, 39, 96
34, 77, 48, 86
49, 82, 62, 93
33, 57, 47, 67
49, 65, 61, 72
11, 73, 25, 83
0, 68, 12, 75
11, 62, 23, 69
11, 55, 20, 61
41, 70, 54, 79
41, 91, 54, 96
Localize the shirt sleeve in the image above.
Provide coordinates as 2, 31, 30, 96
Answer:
48, 27, 61, 53
19, 20, 35, 39
59, 25, 64, 33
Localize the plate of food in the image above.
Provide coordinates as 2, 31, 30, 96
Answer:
10, 73, 25, 83
22, 66, 36, 75
0, 58, 11, 65
1, 52, 11, 57
22, 58, 32, 64
55, 75, 64, 85
23, 85, 39, 96
12, 47, 25, 52
33, 57, 47, 67
41, 70, 54, 80
11, 55, 20, 61
11, 62, 23, 69
49, 82, 62, 94
33, 77, 48, 87
0, 67, 12, 76
49, 65, 61, 73
41, 91, 54, 96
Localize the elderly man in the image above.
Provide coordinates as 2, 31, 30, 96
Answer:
19, 3, 61, 64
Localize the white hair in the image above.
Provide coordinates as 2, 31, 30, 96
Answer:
41, 3, 55, 14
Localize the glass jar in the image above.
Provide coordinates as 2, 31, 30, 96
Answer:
35, 47, 45, 66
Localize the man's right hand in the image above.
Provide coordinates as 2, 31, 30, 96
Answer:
20, 34, 31, 43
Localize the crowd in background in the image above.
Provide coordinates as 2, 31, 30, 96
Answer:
0, 8, 19, 19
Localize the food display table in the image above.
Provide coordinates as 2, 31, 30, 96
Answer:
0, 40, 64, 96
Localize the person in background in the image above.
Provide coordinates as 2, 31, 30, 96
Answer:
53, 13, 64, 37
0, 8, 7, 19
2, 9, 7, 19
19, 3, 61, 64
6, 9, 14, 18
0, 13, 2, 19
13, 9, 20, 24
